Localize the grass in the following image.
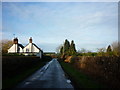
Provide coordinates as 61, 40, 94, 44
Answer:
59, 60, 104, 89
2, 56, 52, 89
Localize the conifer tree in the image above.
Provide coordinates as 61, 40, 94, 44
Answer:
63, 39, 70, 55
69, 40, 76, 55
60, 46, 63, 54
107, 45, 112, 52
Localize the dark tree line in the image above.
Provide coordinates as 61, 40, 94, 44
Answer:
60, 39, 76, 55
58, 40, 119, 56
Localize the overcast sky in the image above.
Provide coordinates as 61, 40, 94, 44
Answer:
2, 2, 118, 52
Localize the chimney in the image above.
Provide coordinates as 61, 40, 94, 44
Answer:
29, 37, 32, 43
13, 38, 18, 44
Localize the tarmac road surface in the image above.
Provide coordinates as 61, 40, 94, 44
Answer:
16, 58, 74, 89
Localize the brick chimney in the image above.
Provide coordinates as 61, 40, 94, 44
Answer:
13, 38, 18, 44
29, 37, 32, 43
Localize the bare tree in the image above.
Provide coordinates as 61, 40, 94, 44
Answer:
78, 48, 87, 53
56, 44, 63, 54
1, 39, 13, 53
112, 41, 118, 51
97, 48, 106, 56
97, 48, 106, 52
112, 41, 120, 56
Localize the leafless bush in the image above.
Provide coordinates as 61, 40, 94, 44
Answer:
112, 41, 120, 56
1, 39, 13, 53
67, 56, 120, 88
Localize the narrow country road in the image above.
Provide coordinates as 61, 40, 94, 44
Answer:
16, 58, 74, 89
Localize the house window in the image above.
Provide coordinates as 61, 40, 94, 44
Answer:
26, 48, 29, 52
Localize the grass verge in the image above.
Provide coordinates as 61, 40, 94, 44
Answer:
59, 60, 104, 89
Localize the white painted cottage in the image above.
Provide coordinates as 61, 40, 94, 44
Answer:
8, 37, 43, 58
8, 38, 24, 53
23, 37, 43, 58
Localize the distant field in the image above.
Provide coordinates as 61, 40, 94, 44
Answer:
2, 56, 52, 89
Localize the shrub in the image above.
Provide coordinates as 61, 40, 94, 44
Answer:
70, 56, 120, 88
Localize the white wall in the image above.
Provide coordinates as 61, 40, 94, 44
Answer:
23, 44, 30, 52
36, 52, 42, 58
19, 47, 23, 53
23, 43, 40, 53
8, 44, 18, 53
8, 43, 42, 58
29, 43, 32, 52
32, 44, 39, 52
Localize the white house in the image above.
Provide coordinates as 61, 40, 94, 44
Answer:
23, 37, 43, 58
8, 37, 43, 58
8, 38, 24, 53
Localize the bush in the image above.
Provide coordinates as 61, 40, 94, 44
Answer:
2, 56, 41, 79
2, 55, 52, 89
68, 56, 120, 88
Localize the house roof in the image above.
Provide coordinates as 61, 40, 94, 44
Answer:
18, 44, 24, 49
33, 43, 41, 50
